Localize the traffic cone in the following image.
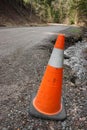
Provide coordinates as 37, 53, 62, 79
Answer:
29, 34, 66, 120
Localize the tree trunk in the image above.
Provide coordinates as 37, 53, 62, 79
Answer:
75, 11, 78, 25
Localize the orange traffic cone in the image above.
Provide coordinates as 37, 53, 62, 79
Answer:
29, 34, 66, 120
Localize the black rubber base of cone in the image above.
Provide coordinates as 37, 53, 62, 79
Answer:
29, 93, 67, 121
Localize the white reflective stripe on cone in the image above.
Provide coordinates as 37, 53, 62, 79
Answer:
48, 48, 64, 68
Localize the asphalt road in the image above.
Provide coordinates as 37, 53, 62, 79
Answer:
0, 25, 69, 57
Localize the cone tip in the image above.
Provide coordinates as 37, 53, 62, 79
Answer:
58, 33, 65, 38
54, 34, 65, 50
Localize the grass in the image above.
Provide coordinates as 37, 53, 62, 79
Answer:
69, 27, 81, 34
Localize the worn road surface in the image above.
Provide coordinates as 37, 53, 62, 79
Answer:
0, 25, 70, 130
0, 25, 68, 56
1, 25, 86, 130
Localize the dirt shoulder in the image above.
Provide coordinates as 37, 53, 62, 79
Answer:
0, 0, 43, 27
0, 27, 87, 130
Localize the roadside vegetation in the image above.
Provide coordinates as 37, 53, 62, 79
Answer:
26, 0, 87, 25
0, 0, 87, 26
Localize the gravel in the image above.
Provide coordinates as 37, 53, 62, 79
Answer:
0, 28, 87, 130
64, 40, 87, 81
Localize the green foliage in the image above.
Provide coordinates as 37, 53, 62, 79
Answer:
7, 0, 87, 25
67, 0, 87, 25
70, 19, 75, 25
